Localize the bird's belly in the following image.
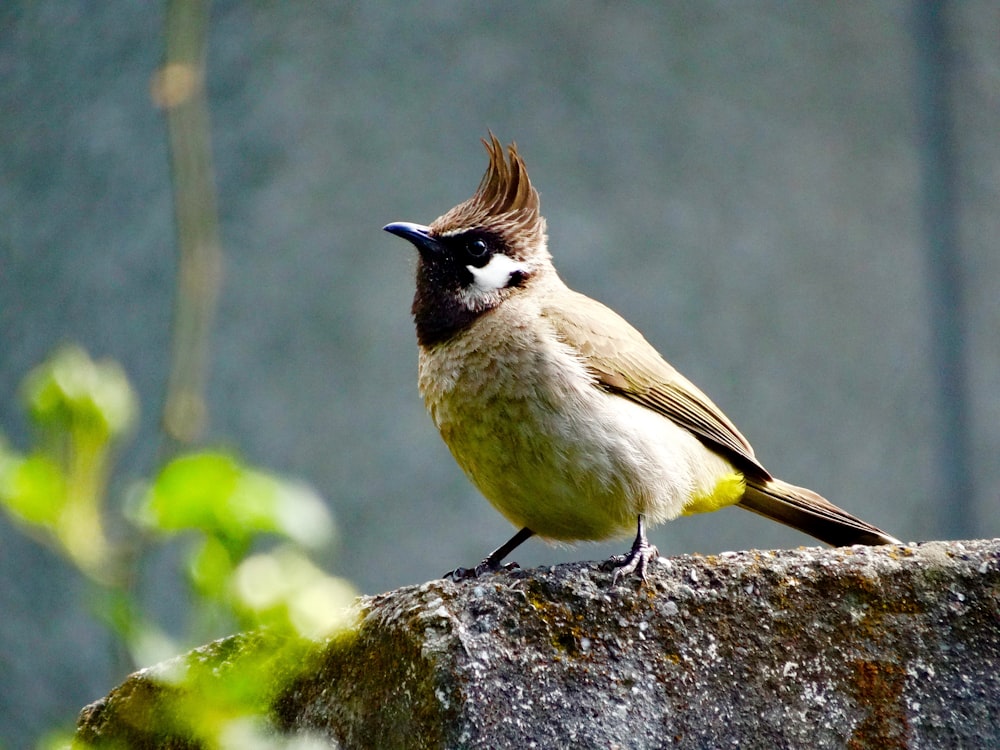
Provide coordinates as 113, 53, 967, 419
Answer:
423, 356, 738, 541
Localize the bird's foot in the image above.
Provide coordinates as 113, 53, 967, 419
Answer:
444, 560, 521, 581
604, 516, 660, 584
444, 527, 534, 581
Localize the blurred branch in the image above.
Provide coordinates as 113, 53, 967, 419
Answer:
152, 0, 222, 453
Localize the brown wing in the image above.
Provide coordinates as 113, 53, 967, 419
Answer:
543, 288, 771, 480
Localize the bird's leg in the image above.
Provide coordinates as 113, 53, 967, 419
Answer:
604, 514, 660, 584
445, 527, 535, 581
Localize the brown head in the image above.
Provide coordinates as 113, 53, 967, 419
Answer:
384, 134, 551, 347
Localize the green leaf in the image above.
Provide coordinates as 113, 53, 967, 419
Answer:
231, 546, 357, 639
188, 535, 236, 599
0, 451, 66, 527
23, 344, 137, 440
142, 452, 242, 533
139, 452, 333, 546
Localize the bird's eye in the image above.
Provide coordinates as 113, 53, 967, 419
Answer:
467, 238, 489, 258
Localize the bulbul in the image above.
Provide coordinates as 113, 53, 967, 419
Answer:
384, 134, 899, 582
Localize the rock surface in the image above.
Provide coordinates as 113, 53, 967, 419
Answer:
78, 540, 1000, 749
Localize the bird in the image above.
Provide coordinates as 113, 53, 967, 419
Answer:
384, 134, 900, 583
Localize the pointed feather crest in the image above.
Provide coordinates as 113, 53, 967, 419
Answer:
430, 133, 546, 257
472, 132, 539, 218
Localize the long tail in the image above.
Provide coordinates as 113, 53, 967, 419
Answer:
738, 478, 900, 547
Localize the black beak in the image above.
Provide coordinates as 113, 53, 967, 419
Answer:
383, 222, 443, 257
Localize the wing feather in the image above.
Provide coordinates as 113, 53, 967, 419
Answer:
543, 289, 770, 479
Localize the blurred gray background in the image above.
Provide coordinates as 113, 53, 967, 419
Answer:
2, 2, 998, 745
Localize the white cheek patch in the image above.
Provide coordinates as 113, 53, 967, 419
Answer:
467, 254, 529, 292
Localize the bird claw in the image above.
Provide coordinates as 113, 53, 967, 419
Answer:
444, 560, 521, 581
604, 540, 660, 584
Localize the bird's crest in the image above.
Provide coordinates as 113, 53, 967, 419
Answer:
430, 133, 545, 254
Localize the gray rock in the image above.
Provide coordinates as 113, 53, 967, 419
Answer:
77, 539, 1000, 749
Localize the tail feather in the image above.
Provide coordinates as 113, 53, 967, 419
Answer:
739, 478, 900, 547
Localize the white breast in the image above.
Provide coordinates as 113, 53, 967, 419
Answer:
418, 294, 735, 542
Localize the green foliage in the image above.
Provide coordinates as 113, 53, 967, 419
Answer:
0, 451, 65, 525
0, 347, 357, 748
137, 452, 333, 548
24, 344, 137, 442
0, 345, 135, 577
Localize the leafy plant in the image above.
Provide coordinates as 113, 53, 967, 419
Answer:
2, 3, 359, 746
1, 346, 356, 749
